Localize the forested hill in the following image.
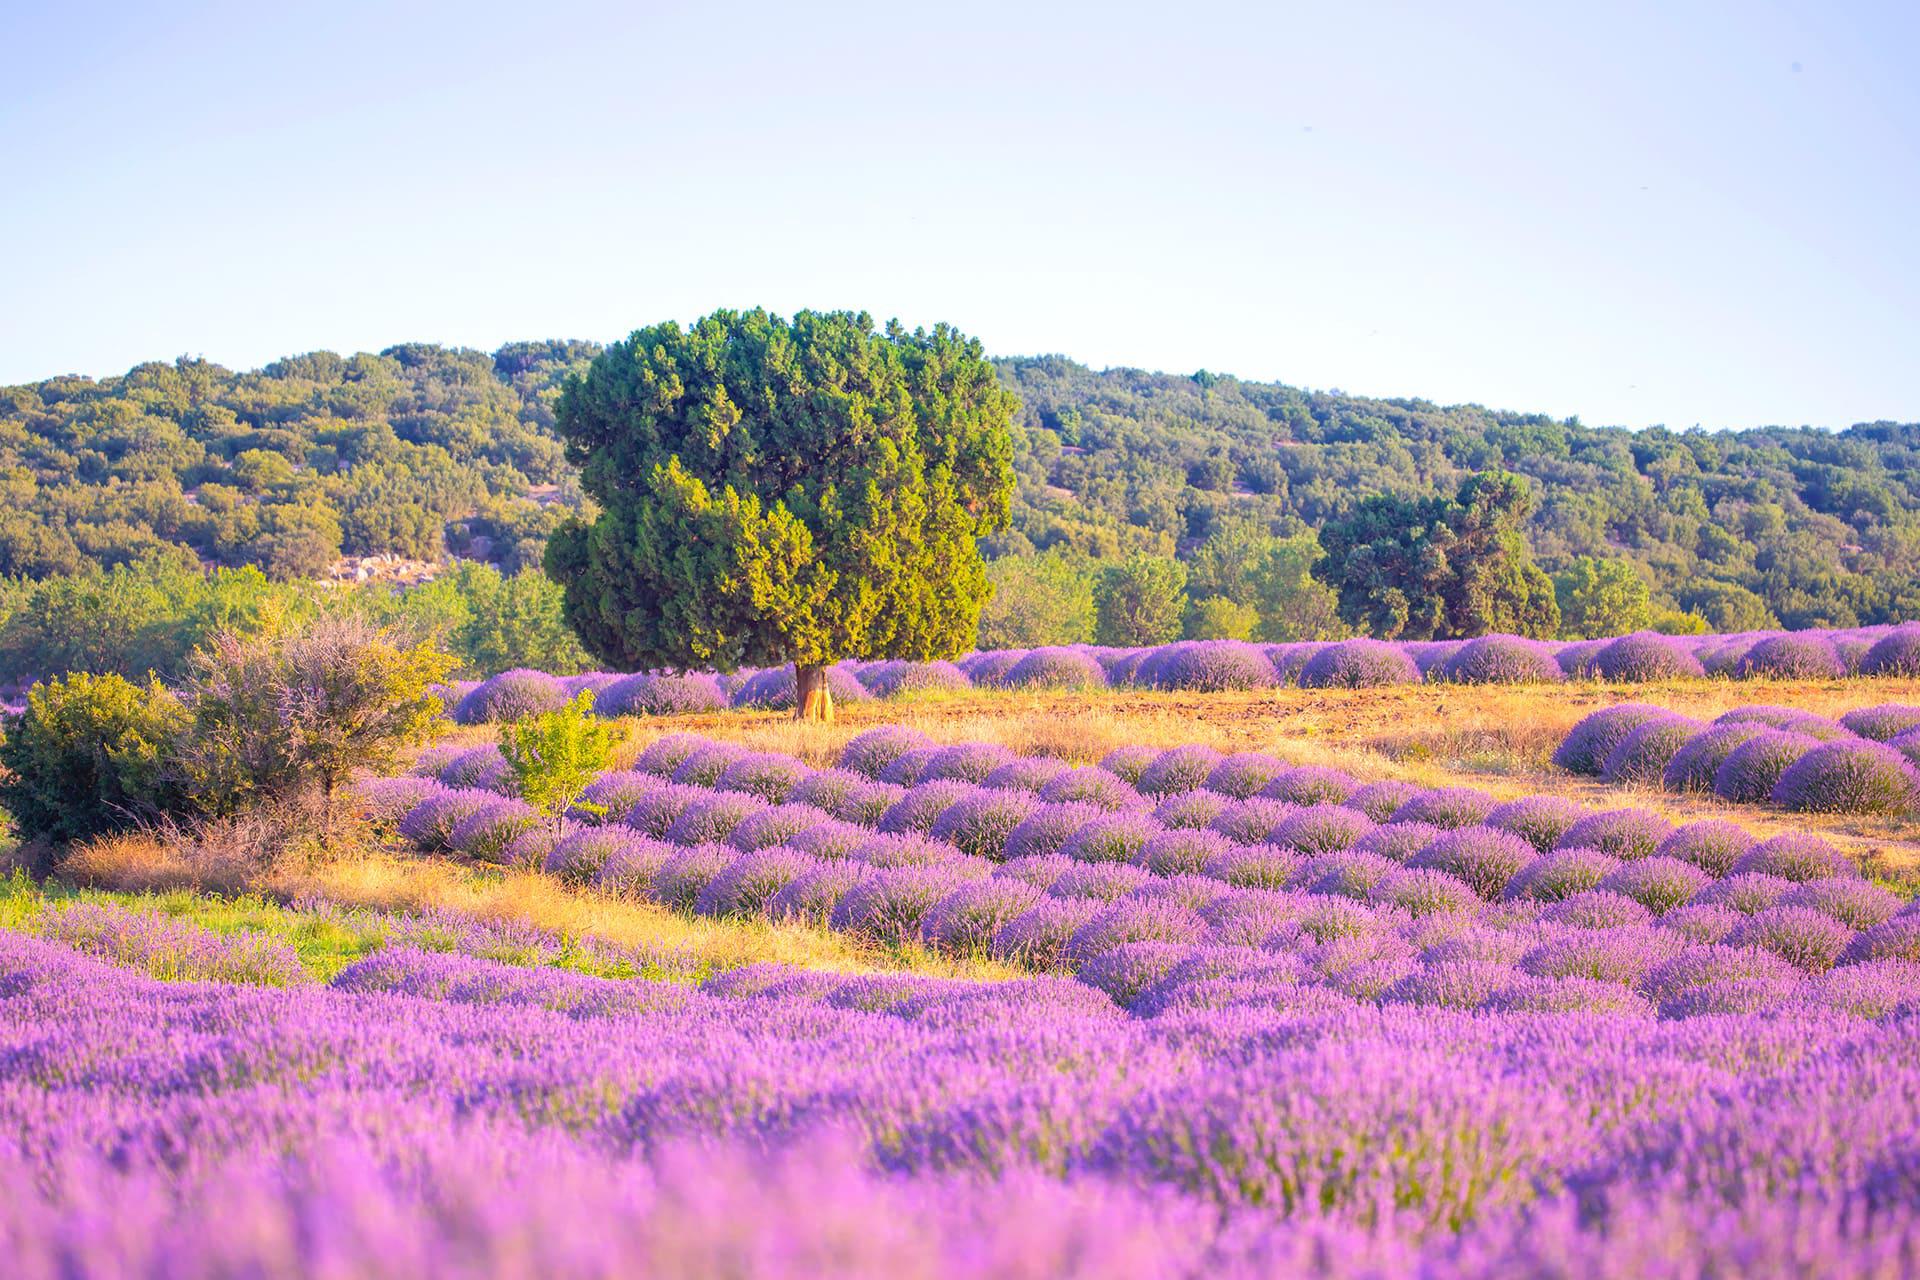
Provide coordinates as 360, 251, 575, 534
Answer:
2, 342, 1916, 630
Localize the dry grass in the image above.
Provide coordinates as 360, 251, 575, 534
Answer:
62, 830, 1017, 981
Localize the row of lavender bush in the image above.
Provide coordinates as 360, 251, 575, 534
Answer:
1558, 701, 1920, 816
438, 624, 1920, 723
359, 726, 1920, 1020
10, 920, 1920, 1275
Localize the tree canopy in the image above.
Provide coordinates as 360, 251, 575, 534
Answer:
544, 310, 1016, 715
1313, 470, 1561, 640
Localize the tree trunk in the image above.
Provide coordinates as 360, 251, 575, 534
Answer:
793, 664, 836, 724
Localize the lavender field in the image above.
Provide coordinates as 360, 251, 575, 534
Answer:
437, 624, 1920, 723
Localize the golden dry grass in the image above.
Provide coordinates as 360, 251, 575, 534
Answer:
63, 831, 1017, 981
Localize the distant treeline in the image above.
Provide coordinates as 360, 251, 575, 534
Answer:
3, 342, 1915, 648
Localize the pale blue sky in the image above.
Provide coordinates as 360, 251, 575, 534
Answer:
3, 0, 1914, 430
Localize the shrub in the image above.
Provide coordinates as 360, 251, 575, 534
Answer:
447, 797, 540, 862
633, 733, 710, 777
921, 879, 1045, 954
1001, 803, 1104, 861
838, 726, 934, 779
1712, 730, 1821, 803
1544, 890, 1655, 930
958, 650, 1024, 688
1203, 752, 1287, 800
1208, 797, 1294, 845
1388, 787, 1497, 830
499, 691, 616, 844
1296, 849, 1399, 899
877, 747, 941, 787
592, 836, 677, 896
1037, 766, 1141, 811
990, 898, 1103, 967
1098, 744, 1159, 787
1149, 640, 1278, 691
1772, 740, 1920, 816
1519, 927, 1680, 985
1555, 808, 1673, 860
1728, 833, 1857, 882
545, 827, 651, 884
696, 848, 820, 918
727, 803, 834, 853
1408, 826, 1535, 899
621, 783, 708, 839
1894, 729, 1920, 769
1137, 828, 1232, 876
1482, 795, 1584, 853
1555, 639, 1609, 678
862, 661, 971, 699
1354, 820, 1443, 862
1736, 633, 1844, 679
825, 864, 973, 942
0, 672, 189, 844
1591, 631, 1706, 681
622, 672, 728, 716
1600, 716, 1701, 785
920, 743, 1017, 785
1062, 898, 1208, 965
572, 771, 661, 825
1004, 647, 1107, 691
1259, 766, 1358, 807
1135, 745, 1225, 797
1297, 638, 1420, 688
1838, 917, 1920, 966
784, 818, 871, 860
877, 780, 973, 835
185, 618, 453, 812
1860, 625, 1920, 677
669, 742, 748, 788
453, 668, 568, 724
1502, 848, 1621, 903
1046, 861, 1152, 901
1342, 780, 1422, 824
714, 753, 811, 804
1693, 873, 1793, 916
927, 789, 1040, 861
1660, 723, 1768, 793
1270, 804, 1375, 856
1726, 906, 1853, 973
1367, 868, 1479, 917
1202, 843, 1300, 890
1819, 959, 1920, 1018
353, 775, 442, 823
1594, 856, 1709, 915
662, 792, 768, 846
1780, 878, 1901, 930
1840, 704, 1920, 742
1659, 903, 1741, 945
438, 746, 512, 793
396, 787, 496, 850
731, 664, 870, 710
1552, 704, 1673, 775
980, 756, 1070, 794
993, 852, 1077, 891
1149, 790, 1230, 833
1654, 820, 1755, 877
766, 863, 870, 926
1439, 635, 1562, 685
1714, 704, 1810, 729
1487, 976, 1655, 1016
1058, 812, 1161, 864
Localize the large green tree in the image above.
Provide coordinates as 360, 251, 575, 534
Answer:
1313, 470, 1560, 640
1553, 556, 1652, 638
544, 309, 1016, 720
1094, 554, 1189, 646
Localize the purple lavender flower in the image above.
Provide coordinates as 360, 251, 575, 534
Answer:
1692, 873, 1794, 915
1058, 812, 1162, 865
1860, 624, 1920, 677
838, 725, 935, 778
1727, 833, 1857, 882
765, 862, 871, 926
1772, 740, 1920, 816
1726, 906, 1855, 973
877, 780, 974, 835
1001, 803, 1104, 861
1202, 843, 1301, 891
831, 864, 985, 945
1367, 868, 1479, 917
726, 803, 835, 853
927, 788, 1040, 860
1202, 752, 1286, 799
1483, 795, 1584, 853
1388, 786, 1498, 830
662, 792, 768, 846
1736, 633, 1846, 679
1259, 765, 1359, 807
980, 755, 1071, 794
1046, 861, 1154, 902
1037, 765, 1143, 811
876, 745, 940, 788
1341, 779, 1424, 823
731, 664, 870, 710
1660, 722, 1769, 793
1551, 703, 1673, 774
1543, 890, 1655, 929
1152, 789, 1233, 831
1600, 716, 1701, 785
695, 848, 821, 918
649, 843, 738, 911
714, 752, 811, 803
1653, 820, 1756, 877
1063, 898, 1209, 964
1502, 848, 1622, 902
1594, 856, 1710, 915
1354, 821, 1444, 863
1779, 878, 1901, 930
1591, 631, 1707, 681
989, 898, 1102, 967
453, 668, 568, 724
1148, 640, 1279, 691
920, 880, 1045, 954
670, 741, 750, 787
1097, 744, 1159, 786
633, 733, 711, 777
1838, 916, 1920, 965
1297, 638, 1421, 688
1270, 804, 1376, 856
1207, 797, 1295, 845
1439, 635, 1564, 685
1408, 826, 1536, 899
622, 783, 708, 839
1004, 646, 1108, 690
1840, 703, 1920, 742
1136, 745, 1226, 798
1137, 828, 1233, 877
1554, 808, 1674, 860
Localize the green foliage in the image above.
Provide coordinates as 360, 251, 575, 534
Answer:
1553, 556, 1652, 639
1095, 554, 1189, 646
181, 617, 453, 812
392, 561, 589, 678
1681, 580, 1780, 632
501, 691, 616, 841
1314, 470, 1561, 640
0, 672, 188, 843
545, 310, 1017, 676
1186, 595, 1260, 640
977, 547, 1097, 648
1248, 532, 1343, 642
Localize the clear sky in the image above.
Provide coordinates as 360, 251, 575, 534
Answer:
3, 0, 1915, 430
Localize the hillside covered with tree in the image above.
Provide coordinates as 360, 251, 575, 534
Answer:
2, 341, 1916, 654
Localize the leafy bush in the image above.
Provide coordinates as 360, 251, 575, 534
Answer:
500, 691, 616, 845
0, 672, 188, 844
